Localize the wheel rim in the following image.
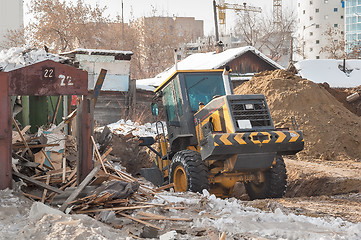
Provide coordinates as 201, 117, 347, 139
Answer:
173, 166, 187, 192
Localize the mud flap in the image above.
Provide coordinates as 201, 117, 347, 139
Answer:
140, 167, 164, 187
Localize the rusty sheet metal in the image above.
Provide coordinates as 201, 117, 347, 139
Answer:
0, 73, 12, 190
8, 60, 88, 96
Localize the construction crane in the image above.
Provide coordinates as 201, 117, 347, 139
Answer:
273, 0, 282, 30
213, 0, 262, 41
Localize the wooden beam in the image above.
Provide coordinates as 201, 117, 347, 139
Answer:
12, 117, 33, 159
118, 212, 161, 230
91, 136, 108, 174
13, 171, 64, 194
41, 175, 51, 203
59, 161, 104, 212
76, 205, 155, 214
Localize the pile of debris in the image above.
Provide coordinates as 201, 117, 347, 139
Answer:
95, 120, 167, 175
11, 113, 192, 234
234, 69, 361, 161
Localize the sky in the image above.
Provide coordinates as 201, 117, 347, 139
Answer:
24, 0, 296, 36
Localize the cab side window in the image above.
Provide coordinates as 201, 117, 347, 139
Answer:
163, 84, 177, 122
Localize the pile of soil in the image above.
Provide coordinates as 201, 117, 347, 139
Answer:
234, 69, 361, 161
320, 83, 361, 117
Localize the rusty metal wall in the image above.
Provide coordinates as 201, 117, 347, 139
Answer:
8, 60, 88, 96
0, 60, 91, 190
0, 73, 12, 190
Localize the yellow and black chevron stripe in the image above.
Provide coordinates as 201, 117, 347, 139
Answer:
213, 131, 303, 146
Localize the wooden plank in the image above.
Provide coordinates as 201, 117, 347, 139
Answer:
91, 136, 108, 174
137, 211, 192, 221
118, 212, 161, 230
52, 95, 62, 124
59, 161, 105, 212
50, 109, 77, 134
41, 150, 55, 170
12, 125, 31, 144
67, 167, 77, 181
12, 143, 60, 149
13, 171, 64, 194
62, 157, 66, 183
76, 205, 155, 214
155, 183, 174, 192
12, 117, 34, 159
22, 192, 42, 200
41, 175, 51, 203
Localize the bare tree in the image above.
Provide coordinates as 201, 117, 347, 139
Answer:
234, 9, 295, 63
320, 26, 346, 59
234, 11, 265, 48
0, 28, 26, 48
26, 0, 109, 52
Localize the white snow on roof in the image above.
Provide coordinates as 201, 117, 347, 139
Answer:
0, 47, 66, 72
61, 48, 133, 56
295, 59, 361, 88
136, 46, 283, 91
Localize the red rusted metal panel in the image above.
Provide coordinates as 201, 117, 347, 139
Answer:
8, 60, 88, 96
77, 98, 93, 183
0, 73, 12, 190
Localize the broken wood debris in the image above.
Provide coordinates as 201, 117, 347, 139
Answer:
11, 113, 187, 235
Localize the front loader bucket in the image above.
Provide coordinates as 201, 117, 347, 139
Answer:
140, 167, 164, 187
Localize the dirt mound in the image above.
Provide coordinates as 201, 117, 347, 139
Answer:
234, 69, 361, 161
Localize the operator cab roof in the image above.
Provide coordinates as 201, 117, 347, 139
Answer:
155, 69, 224, 93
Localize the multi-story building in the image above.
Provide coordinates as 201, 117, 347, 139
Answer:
345, 0, 361, 55
0, 0, 23, 48
296, 0, 345, 59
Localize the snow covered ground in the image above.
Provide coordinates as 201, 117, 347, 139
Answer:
1, 185, 360, 240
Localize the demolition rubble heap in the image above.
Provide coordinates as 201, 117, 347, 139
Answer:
234, 69, 361, 161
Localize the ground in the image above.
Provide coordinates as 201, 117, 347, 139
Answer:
1, 156, 361, 239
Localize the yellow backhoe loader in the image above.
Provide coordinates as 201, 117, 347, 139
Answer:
140, 67, 304, 199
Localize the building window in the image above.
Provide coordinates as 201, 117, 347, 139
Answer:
316, 40, 320, 44
298, 18, 300, 23
310, 16, 313, 20
334, 23, 338, 27
325, 15, 329, 19
316, 24, 320, 28
303, 10, 306, 14
298, 3, 300, 7
310, 1, 313, 4
341, 15, 344, 19
334, 8, 338, 12
310, 32, 313, 36
310, 48, 313, 52
341, 31, 344, 34
316, 56, 320, 59
316, 8, 319, 13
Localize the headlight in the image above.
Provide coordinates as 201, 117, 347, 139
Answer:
245, 104, 254, 110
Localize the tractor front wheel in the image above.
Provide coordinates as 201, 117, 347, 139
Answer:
170, 150, 209, 193
245, 155, 287, 200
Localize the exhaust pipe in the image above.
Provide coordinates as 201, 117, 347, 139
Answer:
222, 66, 232, 95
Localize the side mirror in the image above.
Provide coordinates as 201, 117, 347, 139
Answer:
151, 103, 159, 116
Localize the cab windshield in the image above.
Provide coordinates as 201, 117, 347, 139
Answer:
184, 73, 226, 112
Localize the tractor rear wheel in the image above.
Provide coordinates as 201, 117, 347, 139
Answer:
245, 155, 287, 200
170, 150, 209, 193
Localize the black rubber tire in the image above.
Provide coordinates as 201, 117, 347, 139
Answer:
245, 155, 287, 200
170, 150, 209, 193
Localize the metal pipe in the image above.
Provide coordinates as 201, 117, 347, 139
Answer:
222, 66, 232, 95
213, 0, 219, 42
